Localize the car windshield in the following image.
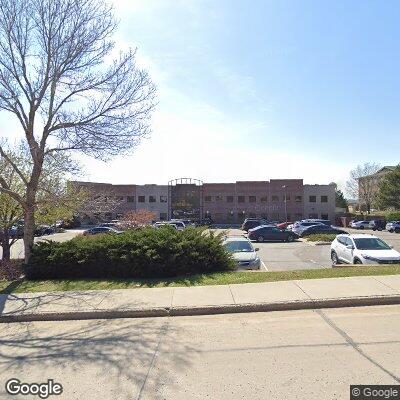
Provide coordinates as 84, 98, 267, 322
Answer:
224, 241, 253, 253
354, 238, 391, 250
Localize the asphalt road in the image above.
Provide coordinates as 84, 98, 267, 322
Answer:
222, 228, 400, 271
0, 230, 83, 260
1, 305, 399, 400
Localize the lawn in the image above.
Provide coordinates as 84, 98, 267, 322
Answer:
1, 265, 400, 294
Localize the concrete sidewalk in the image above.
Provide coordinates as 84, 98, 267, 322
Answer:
1, 274, 400, 322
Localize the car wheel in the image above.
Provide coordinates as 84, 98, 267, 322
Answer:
331, 251, 340, 266
359, 226, 364, 230
257, 235, 264, 242
354, 258, 363, 265
389, 229, 394, 233
395, 228, 400, 234
286, 235, 294, 243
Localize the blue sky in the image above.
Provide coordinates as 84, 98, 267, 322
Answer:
2, 0, 399, 191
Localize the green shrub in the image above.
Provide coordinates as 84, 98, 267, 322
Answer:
386, 212, 400, 221
25, 227, 236, 280
305, 234, 337, 243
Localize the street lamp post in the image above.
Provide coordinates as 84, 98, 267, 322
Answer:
282, 185, 287, 222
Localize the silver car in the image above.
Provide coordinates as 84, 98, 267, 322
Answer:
222, 236, 261, 270
386, 221, 400, 233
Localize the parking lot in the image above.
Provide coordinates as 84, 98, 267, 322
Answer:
2, 226, 400, 272
220, 228, 400, 272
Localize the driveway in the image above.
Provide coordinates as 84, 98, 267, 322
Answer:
0, 229, 83, 260
218, 229, 332, 271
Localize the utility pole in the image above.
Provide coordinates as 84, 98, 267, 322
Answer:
282, 185, 288, 222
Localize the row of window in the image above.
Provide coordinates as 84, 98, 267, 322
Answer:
204, 195, 329, 203
114, 195, 168, 203
110, 194, 329, 204
204, 195, 302, 203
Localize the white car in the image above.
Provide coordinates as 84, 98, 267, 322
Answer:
222, 236, 261, 270
331, 234, 400, 265
386, 221, 400, 233
350, 220, 371, 229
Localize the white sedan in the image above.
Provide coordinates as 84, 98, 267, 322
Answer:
350, 220, 371, 229
222, 236, 261, 270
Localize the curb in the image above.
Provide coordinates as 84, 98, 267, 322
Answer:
2, 295, 400, 323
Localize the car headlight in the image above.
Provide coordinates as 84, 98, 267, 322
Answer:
250, 256, 260, 265
361, 254, 379, 261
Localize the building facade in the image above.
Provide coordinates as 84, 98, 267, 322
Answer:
71, 178, 336, 224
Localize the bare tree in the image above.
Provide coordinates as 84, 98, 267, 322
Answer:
119, 210, 157, 230
0, 0, 156, 262
346, 163, 381, 214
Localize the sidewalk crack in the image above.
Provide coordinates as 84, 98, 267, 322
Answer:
372, 276, 399, 293
315, 309, 400, 383
228, 285, 236, 304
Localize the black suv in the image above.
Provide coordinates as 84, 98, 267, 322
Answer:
241, 218, 269, 232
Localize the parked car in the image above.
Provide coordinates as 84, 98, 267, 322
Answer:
222, 236, 261, 269
386, 221, 400, 233
350, 220, 371, 229
82, 227, 123, 236
241, 218, 269, 232
276, 221, 294, 230
291, 221, 324, 236
35, 225, 56, 236
299, 224, 348, 238
248, 225, 298, 242
369, 219, 386, 231
153, 222, 179, 230
302, 219, 331, 226
331, 234, 400, 265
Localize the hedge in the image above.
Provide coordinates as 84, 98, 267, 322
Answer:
305, 234, 338, 243
386, 212, 400, 221
25, 227, 236, 279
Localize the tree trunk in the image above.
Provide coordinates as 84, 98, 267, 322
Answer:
24, 203, 36, 264
1, 233, 11, 261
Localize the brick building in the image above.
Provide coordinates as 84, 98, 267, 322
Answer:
71, 178, 336, 224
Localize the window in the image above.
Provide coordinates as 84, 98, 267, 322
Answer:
283, 194, 290, 202
215, 195, 223, 201
261, 214, 268, 219
149, 196, 156, 203
295, 195, 302, 203
138, 196, 145, 203
309, 195, 316, 203
160, 195, 167, 203
160, 213, 167, 221
205, 196, 211, 202
271, 212, 280, 220
227, 196, 234, 203
309, 213, 318, 218
127, 196, 135, 203
272, 195, 279, 202
321, 195, 328, 203
321, 214, 329, 220
249, 196, 256, 203
260, 196, 268, 203
238, 196, 245, 203
116, 196, 124, 201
